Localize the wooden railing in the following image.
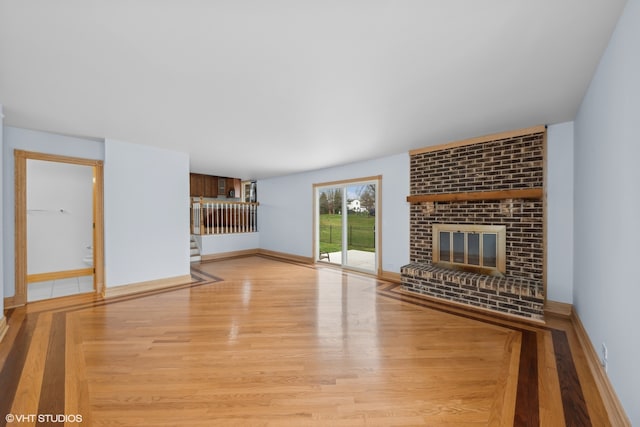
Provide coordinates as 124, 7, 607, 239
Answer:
191, 197, 259, 235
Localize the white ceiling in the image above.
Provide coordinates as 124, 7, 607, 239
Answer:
0, 1, 627, 179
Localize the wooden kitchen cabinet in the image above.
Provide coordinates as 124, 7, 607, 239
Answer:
190, 173, 204, 197
204, 175, 217, 197
226, 178, 240, 198
190, 173, 241, 198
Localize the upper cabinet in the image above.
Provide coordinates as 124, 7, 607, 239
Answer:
189, 173, 204, 196
225, 177, 240, 198
190, 173, 240, 198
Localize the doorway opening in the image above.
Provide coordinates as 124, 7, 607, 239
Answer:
14, 150, 104, 305
314, 176, 380, 275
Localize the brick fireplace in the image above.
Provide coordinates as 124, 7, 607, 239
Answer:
401, 126, 546, 320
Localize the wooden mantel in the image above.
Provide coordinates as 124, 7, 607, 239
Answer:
406, 188, 543, 204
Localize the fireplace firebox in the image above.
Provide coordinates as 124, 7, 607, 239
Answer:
432, 224, 506, 276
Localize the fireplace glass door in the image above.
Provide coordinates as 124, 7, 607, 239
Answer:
433, 224, 506, 275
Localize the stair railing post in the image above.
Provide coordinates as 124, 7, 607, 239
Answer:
190, 197, 193, 234
199, 196, 204, 235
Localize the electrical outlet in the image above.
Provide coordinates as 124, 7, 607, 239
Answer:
601, 343, 608, 373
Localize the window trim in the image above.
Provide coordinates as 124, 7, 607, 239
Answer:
432, 224, 506, 276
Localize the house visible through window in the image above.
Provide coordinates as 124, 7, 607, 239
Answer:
433, 224, 506, 276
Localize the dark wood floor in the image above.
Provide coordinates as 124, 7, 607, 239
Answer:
0, 256, 609, 426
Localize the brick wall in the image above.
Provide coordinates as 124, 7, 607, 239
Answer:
402, 129, 546, 319
410, 134, 544, 195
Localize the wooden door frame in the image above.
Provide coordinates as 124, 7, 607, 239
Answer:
13, 150, 104, 306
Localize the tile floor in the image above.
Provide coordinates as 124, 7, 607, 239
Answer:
28, 275, 94, 302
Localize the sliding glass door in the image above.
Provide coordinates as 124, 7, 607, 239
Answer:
315, 178, 379, 274
317, 186, 344, 266
344, 183, 376, 270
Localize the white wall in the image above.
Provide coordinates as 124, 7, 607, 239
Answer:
104, 139, 190, 287
2, 126, 104, 298
573, 0, 640, 423
197, 233, 260, 256
3, 128, 191, 296
27, 160, 94, 274
546, 122, 574, 303
258, 152, 410, 273
0, 107, 4, 318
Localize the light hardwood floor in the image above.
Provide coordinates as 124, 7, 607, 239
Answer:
0, 256, 608, 426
